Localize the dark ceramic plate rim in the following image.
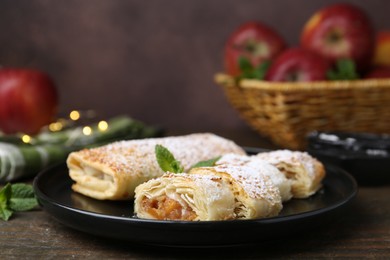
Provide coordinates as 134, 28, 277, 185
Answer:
33, 147, 358, 247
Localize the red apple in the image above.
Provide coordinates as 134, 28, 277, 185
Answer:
373, 31, 390, 68
265, 48, 331, 82
365, 67, 390, 79
224, 21, 286, 76
0, 68, 58, 135
300, 3, 374, 71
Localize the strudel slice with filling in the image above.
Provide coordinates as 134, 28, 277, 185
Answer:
256, 150, 326, 198
190, 165, 283, 219
135, 164, 282, 221
134, 172, 236, 221
67, 133, 245, 200
215, 153, 293, 202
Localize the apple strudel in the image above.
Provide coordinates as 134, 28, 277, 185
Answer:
215, 153, 293, 202
134, 172, 236, 221
189, 165, 282, 219
135, 164, 282, 221
67, 133, 245, 200
256, 150, 326, 198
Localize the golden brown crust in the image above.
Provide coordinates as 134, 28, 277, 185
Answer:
67, 133, 245, 200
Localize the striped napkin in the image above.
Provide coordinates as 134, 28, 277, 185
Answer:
0, 116, 161, 182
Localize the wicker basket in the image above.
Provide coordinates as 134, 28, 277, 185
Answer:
215, 73, 390, 150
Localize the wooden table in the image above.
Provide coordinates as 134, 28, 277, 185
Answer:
1, 129, 389, 259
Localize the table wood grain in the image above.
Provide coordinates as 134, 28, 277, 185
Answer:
1, 129, 389, 259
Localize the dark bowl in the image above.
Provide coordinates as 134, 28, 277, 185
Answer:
307, 131, 390, 185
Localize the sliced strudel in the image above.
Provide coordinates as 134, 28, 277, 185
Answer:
256, 150, 326, 198
215, 153, 293, 202
190, 165, 283, 219
67, 133, 245, 200
134, 172, 236, 221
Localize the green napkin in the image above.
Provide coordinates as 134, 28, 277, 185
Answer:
0, 116, 161, 182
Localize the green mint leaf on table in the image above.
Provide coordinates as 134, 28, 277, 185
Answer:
155, 144, 184, 173
191, 156, 221, 169
0, 183, 38, 221
327, 58, 360, 80
0, 183, 13, 221
236, 56, 270, 81
9, 183, 38, 211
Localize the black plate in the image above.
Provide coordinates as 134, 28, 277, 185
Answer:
33, 149, 358, 247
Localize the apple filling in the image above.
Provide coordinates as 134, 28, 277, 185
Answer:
77, 162, 114, 182
141, 195, 197, 221
278, 166, 297, 180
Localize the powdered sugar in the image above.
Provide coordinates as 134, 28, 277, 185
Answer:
216, 153, 292, 201
75, 133, 245, 179
256, 150, 318, 178
211, 164, 281, 206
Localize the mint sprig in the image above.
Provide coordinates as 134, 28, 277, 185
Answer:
0, 183, 38, 221
190, 156, 221, 169
236, 56, 271, 81
327, 58, 360, 80
155, 145, 184, 173
154, 145, 224, 173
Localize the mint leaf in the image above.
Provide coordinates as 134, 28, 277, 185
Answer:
0, 206, 13, 221
155, 145, 184, 173
0, 184, 13, 221
9, 183, 38, 211
237, 56, 270, 81
327, 58, 360, 80
0, 183, 39, 221
191, 156, 221, 169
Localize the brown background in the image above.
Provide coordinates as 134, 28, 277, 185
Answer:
0, 0, 389, 133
